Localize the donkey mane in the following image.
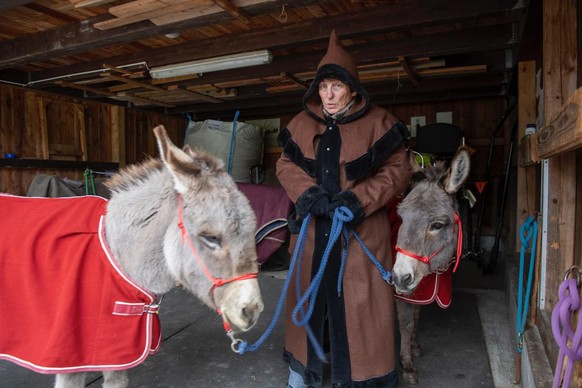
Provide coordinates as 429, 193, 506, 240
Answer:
421, 160, 448, 182
105, 157, 164, 193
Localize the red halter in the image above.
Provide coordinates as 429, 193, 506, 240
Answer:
177, 194, 258, 332
395, 212, 463, 273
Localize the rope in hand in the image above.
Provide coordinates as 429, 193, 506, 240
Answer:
552, 266, 582, 388
236, 206, 393, 361
514, 215, 538, 384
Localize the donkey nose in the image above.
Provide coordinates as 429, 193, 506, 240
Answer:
395, 272, 413, 287
242, 301, 264, 323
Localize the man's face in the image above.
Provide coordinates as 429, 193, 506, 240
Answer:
318, 78, 356, 115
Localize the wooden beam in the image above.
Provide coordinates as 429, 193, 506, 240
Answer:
95, 1, 212, 30
58, 80, 116, 97
1, 0, 516, 72
210, 0, 251, 23
102, 64, 143, 76
100, 72, 169, 92
169, 74, 504, 115
116, 92, 175, 107
537, 87, 582, 158
0, 0, 319, 70
23, 3, 80, 23
0, 0, 34, 12
29, 22, 515, 86
515, 60, 539, 253
280, 72, 309, 90
166, 84, 223, 103
266, 65, 487, 93
398, 56, 419, 85
541, 0, 578, 320
71, 0, 117, 7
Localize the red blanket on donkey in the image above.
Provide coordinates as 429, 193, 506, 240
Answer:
0, 194, 161, 374
387, 197, 453, 308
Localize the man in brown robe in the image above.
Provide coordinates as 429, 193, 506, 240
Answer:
276, 30, 413, 387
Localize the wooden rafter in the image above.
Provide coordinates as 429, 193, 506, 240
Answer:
116, 92, 175, 107
0, 0, 34, 11
100, 72, 223, 103
265, 65, 486, 93
94, 0, 260, 30
100, 72, 169, 92
58, 80, 116, 97
102, 64, 143, 76
398, 56, 419, 85
0, 0, 514, 72
280, 72, 309, 90
70, 0, 117, 7
210, 0, 251, 23
166, 85, 223, 103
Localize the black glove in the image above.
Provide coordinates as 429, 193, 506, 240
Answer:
329, 191, 365, 227
310, 196, 332, 217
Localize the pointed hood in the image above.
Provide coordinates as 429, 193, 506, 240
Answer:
317, 29, 359, 83
302, 29, 369, 123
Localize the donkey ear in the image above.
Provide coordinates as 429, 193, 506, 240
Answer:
442, 147, 471, 194
154, 125, 201, 194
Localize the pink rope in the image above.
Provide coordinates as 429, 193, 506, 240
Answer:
552, 277, 582, 388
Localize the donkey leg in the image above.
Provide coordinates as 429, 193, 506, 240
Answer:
102, 370, 129, 388
396, 299, 419, 385
410, 304, 422, 357
54, 373, 86, 388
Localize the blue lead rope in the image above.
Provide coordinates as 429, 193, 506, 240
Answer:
237, 211, 312, 357
237, 206, 393, 361
516, 215, 538, 353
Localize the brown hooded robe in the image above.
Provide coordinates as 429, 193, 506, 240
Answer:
276, 30, 412, 387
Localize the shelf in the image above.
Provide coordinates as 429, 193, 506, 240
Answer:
0, 158, 119, 170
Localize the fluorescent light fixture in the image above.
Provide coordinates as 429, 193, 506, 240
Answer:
149, 49, 273, 79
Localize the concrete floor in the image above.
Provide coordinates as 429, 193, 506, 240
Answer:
0, 260, 516, 388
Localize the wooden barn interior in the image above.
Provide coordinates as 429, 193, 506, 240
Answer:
0, 0, 581, 386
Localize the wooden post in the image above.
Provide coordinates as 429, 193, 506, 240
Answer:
541, 0, 578, 384
516, 60, 539, 250
541, 0, 578, 311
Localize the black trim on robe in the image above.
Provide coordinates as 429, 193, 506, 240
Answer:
278, 127, 316, 178
344, 122, 410, 182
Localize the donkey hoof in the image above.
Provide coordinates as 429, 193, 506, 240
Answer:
402, 370, 419, 385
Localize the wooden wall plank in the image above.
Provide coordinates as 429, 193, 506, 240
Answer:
0, 84, 187, 195
38, 97, 49, 159
537, 87, 582, 158
542, 0, 578, 311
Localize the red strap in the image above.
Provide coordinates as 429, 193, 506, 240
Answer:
395, 211, 463, 272
177, 194, 259, 333
452, 212, 462, 273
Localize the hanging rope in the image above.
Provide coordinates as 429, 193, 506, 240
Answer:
227, 110, 240, 176
514, 215, 538, 384
84, 168, 97, 195
552, 266, 582, 388
236, 212, 314, 357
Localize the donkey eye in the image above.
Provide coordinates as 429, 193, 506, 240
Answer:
201, 234, 222, 248
430, 222, 445, 231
